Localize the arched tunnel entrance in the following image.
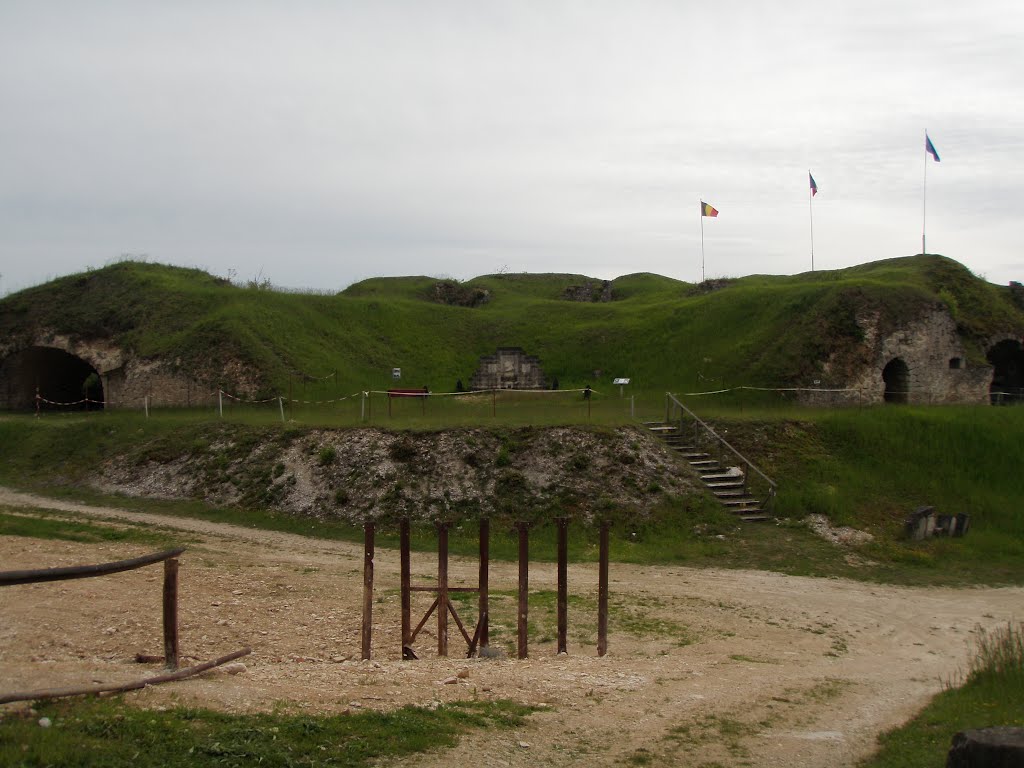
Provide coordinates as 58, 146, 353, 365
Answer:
882, 358, 910, 404
0, 347, 104, 411
987, 339, 1024, 404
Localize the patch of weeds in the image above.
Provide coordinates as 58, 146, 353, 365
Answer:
568, 452, 591, 471
626, 747, 655, 765
0, 508, 181, 548
0, 696, 535, 768
389, 438, 417, 463
317, 445, 336, 466
495, 445, 511, 467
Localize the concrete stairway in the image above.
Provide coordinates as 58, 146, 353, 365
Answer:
645, 422, 770, 522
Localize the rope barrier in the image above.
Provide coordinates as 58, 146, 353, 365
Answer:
27, 383, 1022, 416
681, 385, 858, 397
36, 396, 106, 407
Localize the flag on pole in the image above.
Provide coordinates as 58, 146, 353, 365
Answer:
925, 133, 940, 162
809, 172, 818, 196
700, 201, 719, 217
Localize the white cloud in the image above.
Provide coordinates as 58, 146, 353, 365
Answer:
1, 0, 1023, 296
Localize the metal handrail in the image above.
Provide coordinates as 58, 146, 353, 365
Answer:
666, 393, 777, 504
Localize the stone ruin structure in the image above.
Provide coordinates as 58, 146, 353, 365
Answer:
802, 307, 1024, 406
469, 347, 547, 391
0, 332, 217, 411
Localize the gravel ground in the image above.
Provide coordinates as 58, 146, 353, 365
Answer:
1, 488, 1020, 767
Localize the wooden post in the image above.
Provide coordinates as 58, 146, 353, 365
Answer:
361, 521, 374, 660
162, 557, 180, 669
478, 518, 490, 651
557, 518, 568, 655
437, 522, 449, 657
400, 518, 412, 658
517, 522, 529, 659
598, 522, 609, 657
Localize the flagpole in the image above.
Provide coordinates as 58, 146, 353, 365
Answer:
700, 202, 705, 283
922, 130, 928, 255
809, 171, 815, 272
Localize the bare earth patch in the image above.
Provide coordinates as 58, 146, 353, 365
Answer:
1, 487, 1020, 767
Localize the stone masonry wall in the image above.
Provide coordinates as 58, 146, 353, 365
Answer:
813, 307, 993, 405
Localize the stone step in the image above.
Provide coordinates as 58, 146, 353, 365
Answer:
722, 498, 761, 508
701, 472, 737, 481
737, 512, 770, 522
690, 460, 720, 469
679, 452, 709, 459
712, 489, 748, 498
705, 480, 745, 489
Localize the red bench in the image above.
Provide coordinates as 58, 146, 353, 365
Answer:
387, 388, 429, 397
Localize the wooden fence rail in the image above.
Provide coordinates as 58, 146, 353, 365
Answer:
0, 547, 187, 669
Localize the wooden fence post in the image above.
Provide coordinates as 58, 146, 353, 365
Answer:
162, 557, 180, 669
517, 522, 529, 659
437, 522, 449, 657
557, 518, 568, 655
400, 518, 412, 658
361, 522, 374, 660
478, 518, 490, 651
598, 522, 609, 657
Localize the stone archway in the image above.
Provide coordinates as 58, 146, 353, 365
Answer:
987, 339, 1024, 404
0, 346, 105, 411
882, 358, 910, 404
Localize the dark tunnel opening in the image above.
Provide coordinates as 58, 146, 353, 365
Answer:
882, 357, 910, 404
988, 338, 1024, 404
0, 347, 104, 411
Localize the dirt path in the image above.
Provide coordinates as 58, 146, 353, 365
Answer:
1, 488, 1020, 767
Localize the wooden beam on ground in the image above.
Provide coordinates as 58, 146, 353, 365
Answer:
400, 518, 411, 658
479, 517, 490, 651
437, 522, 449, 657
557, 518, 568, 655
598, 522, 610, 657
361, 521, 374, 660
517, 522, 529, 659
0, 647, 252, 705
162, 557, 180, 670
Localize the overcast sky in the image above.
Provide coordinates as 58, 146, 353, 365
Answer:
2, 1, 1023, 296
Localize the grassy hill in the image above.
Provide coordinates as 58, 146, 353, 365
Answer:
2, 255, 1022, 397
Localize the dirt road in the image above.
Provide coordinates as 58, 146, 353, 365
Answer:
1, 488, 1020, 766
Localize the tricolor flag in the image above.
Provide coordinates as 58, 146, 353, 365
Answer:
700, 201, 719, 217
809, 172, 818, 196
925, 133, 940, 162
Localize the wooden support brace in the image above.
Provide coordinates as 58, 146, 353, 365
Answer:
410, 597, 439, 643
446, 598, 473, 646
